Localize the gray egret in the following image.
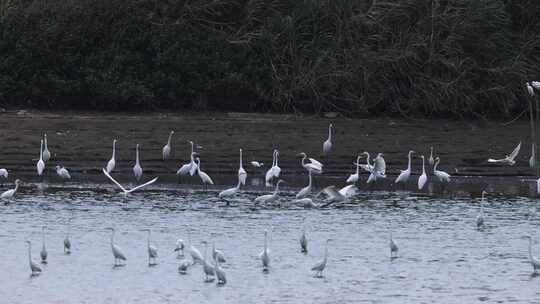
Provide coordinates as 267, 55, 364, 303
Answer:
1, 179, 20, 199
428, 146, 435, 166
476, 191, 486, 229
214, 256, 227, 285
346, 155, 362, 183
390, 232, 398, 259
106, 227, 126, 266
323, 123, 333, 154
418, 155, 427, 190
64, 218, 72, 254
40, 226, 48, 264
174, 239, 185, 258
176, 142, 198, 177
56, 165, 71, 179
212, 242, 226, 263
297, 152, 323, 174
259, 230, 270, 272
37, 139, 45, 176
142, 229, 158, 266
106, 139, 117, 173
238, 148, 247, 185
196, 157, 214, 189
178, 259, 191, 274
255, 180, 285, 204
296, 171, 312, 199
525, 236, 540, 273
487, 142, 521, 165
26, 241, 42, 276
367, 153, 386, 183
201, 241, 215, 282
133, 144, 143, 181
311, 239, 331, 278
162, 130, 174, 160
102, 168, 158, 198
43, 133, 51, 162
395, 151, 415, 184
433, 157, 451, 182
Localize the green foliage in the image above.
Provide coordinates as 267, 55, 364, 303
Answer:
0, 0, 539, 118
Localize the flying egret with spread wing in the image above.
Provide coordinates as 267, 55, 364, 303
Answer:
487, 142, 521, 165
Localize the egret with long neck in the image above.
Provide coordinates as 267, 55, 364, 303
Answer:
133, 144, 143, 181
106, 139, 117, 173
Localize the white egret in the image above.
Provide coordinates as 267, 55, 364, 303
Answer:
311, 239, 331, 278
56, 165, 71, 179
40, 226, 47, 264
187, 230, 204, 264
255, 180, 285, 204
319, 185, 357, 204
212, 242, 226, 263
196, 157, 214, 189
238, 148, 247, 185
178, 259, 191, 274
300, 224, 308, 253
1, 179, 20, 199
418, 155, 427, 190
367, 153, 386, 183
357, 151, 374, 173
487, 142, 521, 165
525, 236, 540, 273
201, 241, 215, 282
527, 82, 535, 96
293, 197, 320, 208
428, 146, 435, 166
346, 156, 362, 183
323, 123, 333, 154
265, 150, 281, 186
214, 256, 227, 285
106, 227, 126, 266
174, 239, 185, 258
106, 139, 117, 173
162, 130, 174, 160
530, 144, 535, 169
537, 178, 540, 194
433, 157, 451, 182
26, 241, 42, 276
251, 161, 263, 168
133, 144, 143, 181
476, 191, 486, 229
64, 219, 71, 254
176, 142, 198, 177
390, 232, 398, 258
259, 230, 270, 272
102, 168, 158, 198
395, 150, 415, 184
37, 139, 45, 176
219, 180, 241, 202
296, 171, 312, 199
143, 229, 158, 266
297, 152, 323, 174
43, 133, 51, 162
0, 168, 8, 180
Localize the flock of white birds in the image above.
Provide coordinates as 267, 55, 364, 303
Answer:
5, 122, 540, 281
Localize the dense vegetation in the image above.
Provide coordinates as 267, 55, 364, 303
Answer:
0, 0, 539, 118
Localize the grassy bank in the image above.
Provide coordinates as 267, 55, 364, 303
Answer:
0, 0, 538, 118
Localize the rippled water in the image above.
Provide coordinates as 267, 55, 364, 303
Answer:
2, 186, 540, 303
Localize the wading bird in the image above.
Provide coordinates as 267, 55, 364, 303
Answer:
133, 144, 143, 181
418, 155, 427, 190
433, 157, 451, 182
259, 230, 270, 272
525, 236, 540, 273
428, 147, 435, 166
296, 171, 313, 199
1, 179, 20, 199
177, 144, 198, 178
218, 180, 241, 202
214, 257, 226, 285
106, 139, 117, 173
0, 168, 8, 181
346, 155, 362, 183
357, 152, 373, 173
527, 82, 535, 96
323, 123, 333, 154
37, 140, 45, 177
64, 219, 72, 254
201, 241, 215, 282
265, 150, 281, 186
251, 161, 263, 168
162, 130, 174, 160
476, 191, 486, 229
297, 152, 323, 174
487, 142, 521, 165
319, 185, 357, 204
26, 241, 42, 276
367, 153, 386, 183
238, 148, 247, 185
311, 239, 330, 277
106, 227, 126, 266
255, 180, 285, 204
212, 242, 226, 263
395, 151, 415, 184
187, 230, 203, 264
300, 224, 308, 253
174, 239, 185, 258
530, 144, 536, 169
196, 157, 214, 189
43, 133, 51, 162
40, 226, 48, 264
143, 229, 158, 266
178, 259, 191, 274
102, 169, 158, 198
56, 165, 71, 179
390, 232, 398, 259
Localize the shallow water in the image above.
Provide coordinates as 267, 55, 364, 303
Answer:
2, 188, 540, 303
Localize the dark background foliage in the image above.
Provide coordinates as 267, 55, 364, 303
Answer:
0, 0, 539, 118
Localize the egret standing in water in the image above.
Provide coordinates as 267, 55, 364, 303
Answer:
37, 140, 45, 177
297, 152, 323, 174
1, 179, 20, 199
174, 239, 185, 258
311, 239, 331, 277
346, 155, 362, 183
162, 130, 174, 160
26, 241, 42, 276
212, 242, 226, 263
42, 133, 51, 162
259, 230, 270, 272
476, 191, 486, 229
433, 157, 451, 182
255, 180, 285, 204
142, 229, 158, 266
106, 227, 126, 266
102, 168, 158, 198
323, 123, 333, 155
133, 144, 143, 181
177, 143, 198, 178
417, 155, 427, 190
214, 256, 227, 285
201, 241, 215, 282
265, 150, 280, 186
390, 232, 398, 259
40, 226, 48, 264
530, 144, 536, 169
106, 139, 117, 173
196, 157, 214, 189
56, 165, 71, 179
296, 171, 312, 199
395, 150, 415, 184
367, 153, 386, 183
218, 180, 241, 205
238, 148, 247, 185
525, 236, 540, 273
